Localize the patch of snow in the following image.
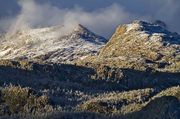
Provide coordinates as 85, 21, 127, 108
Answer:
126, 22, 142, 32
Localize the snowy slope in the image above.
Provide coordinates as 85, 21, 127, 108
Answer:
0, 24, 107, 63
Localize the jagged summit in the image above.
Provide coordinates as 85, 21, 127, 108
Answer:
72, 24, 107, 43
79, 21, 180, 72
73, 24, 89, 33
121, 20, 180, 44
0, 24, 107, 63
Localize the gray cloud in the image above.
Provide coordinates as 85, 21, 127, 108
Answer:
0, 0, 180, 38
3, 0, 135, 37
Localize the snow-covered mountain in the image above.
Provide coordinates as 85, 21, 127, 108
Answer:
0, 24, 107, 63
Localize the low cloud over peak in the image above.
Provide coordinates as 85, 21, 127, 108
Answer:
0, 0, 180, 38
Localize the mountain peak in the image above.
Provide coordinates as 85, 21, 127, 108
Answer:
96, 20, 180, 71
114, 20, 180, 44
125, 20, 166, 32
72, 24, 93, 36
74, 24, 89, 32
71, 24, 107, 43
0, 24, 107, 63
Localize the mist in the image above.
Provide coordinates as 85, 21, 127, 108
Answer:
2, 0, 134, 38
0, 0, 180, 38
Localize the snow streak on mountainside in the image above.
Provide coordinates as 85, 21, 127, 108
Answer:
0, 24, 107, 63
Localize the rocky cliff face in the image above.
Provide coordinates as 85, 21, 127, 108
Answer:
79, 21, 180, 72
76, 21, 180, 89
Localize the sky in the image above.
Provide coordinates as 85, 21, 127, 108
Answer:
0, 0, 180, 38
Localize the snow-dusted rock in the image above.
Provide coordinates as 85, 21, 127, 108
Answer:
79, 21, 180, 72
0, 24, 107, 63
